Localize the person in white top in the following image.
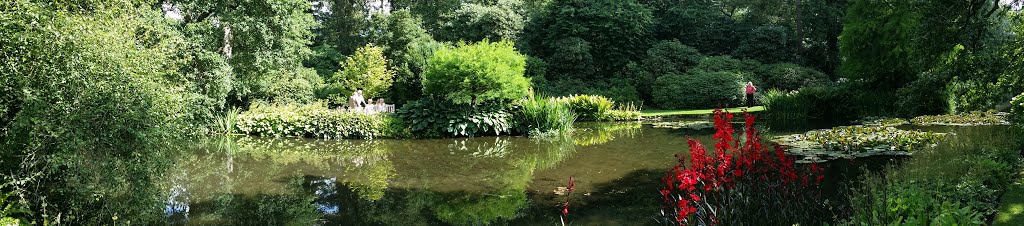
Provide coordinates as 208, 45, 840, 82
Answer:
349, 88, 366, 112
374, 98, 385, 112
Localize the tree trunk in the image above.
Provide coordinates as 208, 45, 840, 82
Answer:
222, 22, 233, 59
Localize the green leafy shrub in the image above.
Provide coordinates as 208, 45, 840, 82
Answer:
733, 25, 791, 64
606, 109, 641, 121
757, 63, 830, 91
555, 95, 614, 121
845, 126, 1022, 225
396, 99, 514, 137
893, 69, 950, 116
761, 89, 813, 121
422, 40, 530, 105
693, 55, 761, 74
438, 1, 525, 42
633, 40, 704, 100
515, 96, 575, 136
1011, 92, 1024, 126
236, 103, 397, 139
325, 44, 396, 105
262, 67, 321, 105
652, 71, 742, 109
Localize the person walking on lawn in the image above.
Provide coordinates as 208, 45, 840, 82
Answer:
744, 82, 757, 108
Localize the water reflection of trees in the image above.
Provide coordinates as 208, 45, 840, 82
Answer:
572, 122, 642, 147
163, 136, 396, 224
161, 133, 581, 225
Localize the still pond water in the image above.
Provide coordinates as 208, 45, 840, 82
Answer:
144, 119, 1010, 225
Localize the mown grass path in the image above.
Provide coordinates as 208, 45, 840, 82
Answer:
995, 171, 1024, 225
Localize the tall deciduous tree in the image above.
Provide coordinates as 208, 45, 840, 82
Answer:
330, 44, 396, 101
522, 0, 653, 81
368, 10, 446, 105
840, 0, 1007, 90
170, 0, 320, 106
438, 0, 525, 42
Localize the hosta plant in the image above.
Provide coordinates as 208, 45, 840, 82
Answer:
396, 99, 514, 137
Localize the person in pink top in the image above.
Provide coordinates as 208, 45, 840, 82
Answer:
744, 82, 757, 108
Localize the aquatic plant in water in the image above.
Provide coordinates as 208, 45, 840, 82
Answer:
651, 121, 715, 130
660, 109, 831, 225
854, 116, 909, 127
910, 110, 1010, 126
773, 125, 946, 163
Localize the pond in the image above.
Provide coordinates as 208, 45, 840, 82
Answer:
74, 119, 1018, 225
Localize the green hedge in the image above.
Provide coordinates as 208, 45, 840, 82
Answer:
652, 71, 742, 109
236, 103, 403, 139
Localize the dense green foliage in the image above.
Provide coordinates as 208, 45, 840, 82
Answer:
396, 99, 514, 137
325, 44, 396, 104
1013, 93, 1024, 126
422, 40, 530, 105
846, 127, 1023, 225
235, 103, 402, 139
758, 63, 830, 91
761, 85, 888, 123
439, 1, 525, 42
172, 0, 322, 106
0, 1, 210, 223
555, 95, 614, 122
652, 71, 742, 109
839, 1, 1019, 117
366, 10, 446, 105
911, 111, 1010, 126
631, 40, 703, 101
523, 0, 653, 79
734, 25, 791, 64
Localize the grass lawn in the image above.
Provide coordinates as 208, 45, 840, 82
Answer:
640, 106, 765, 117
994, 171, 1024, 226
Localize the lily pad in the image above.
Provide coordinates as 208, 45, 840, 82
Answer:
651, 121, 715, 130
911, 111, 1010, 126
773, 125, 946, 163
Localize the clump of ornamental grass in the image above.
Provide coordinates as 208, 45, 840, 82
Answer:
517, 96, 576, 136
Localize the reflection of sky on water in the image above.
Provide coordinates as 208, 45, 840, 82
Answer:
312, 177, 339, 215
165, 184, 190, 224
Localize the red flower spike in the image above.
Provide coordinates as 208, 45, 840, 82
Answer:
658, 109, 828, 225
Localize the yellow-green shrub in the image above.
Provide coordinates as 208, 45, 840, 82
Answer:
555, 95, 614, 121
